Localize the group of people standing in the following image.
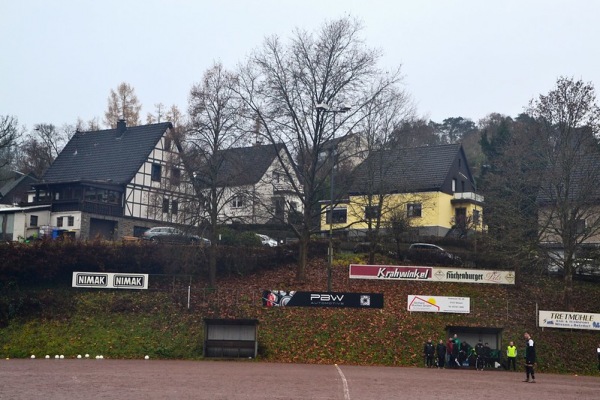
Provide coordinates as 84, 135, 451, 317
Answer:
423, 331, 537, 383
423, 333, 465, 368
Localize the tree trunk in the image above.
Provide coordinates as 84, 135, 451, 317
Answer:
208, 212, 219, 289
297, 234, 308, 282
208, 243, 217, 289
563, 271, 573, 311
368, 249, 376, 265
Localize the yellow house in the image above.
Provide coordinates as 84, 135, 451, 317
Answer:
321, 143, 484, 238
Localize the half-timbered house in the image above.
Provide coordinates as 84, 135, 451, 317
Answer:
31, 120, 198, 239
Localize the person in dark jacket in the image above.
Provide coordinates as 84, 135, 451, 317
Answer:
447, 337, 455, 367
523, 332, 536, 383
424, 338, 435, 368
483, 342, 492, 368
474, 341, 485, 370
436, 339, 446, 368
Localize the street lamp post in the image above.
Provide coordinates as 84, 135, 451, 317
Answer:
316, 103, 351, 292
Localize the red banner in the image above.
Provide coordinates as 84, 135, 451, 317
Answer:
349, 264, 433, 280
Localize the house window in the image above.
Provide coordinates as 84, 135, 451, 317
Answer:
30, 215, 38, 227
172, 200, 178, 215
576, 219, 586, 235
407, 203, 422, 218
365, 205, 380, 220
452, 179, 457, 192
232, 196, 245, 208
162, 198, 170, 213
455, 207, 467, 226
473, 209, 480, 225
164, 137, 172, 151
151, 163, 162, 182
57, 217, 63, 227
171, 167, 181, 186
461, 181, 465, 192
326, 208, 347, 224
68, 216, 74, 227
274, 198, 285, 219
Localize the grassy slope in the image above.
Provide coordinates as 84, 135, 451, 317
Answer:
1, 252, 599, 375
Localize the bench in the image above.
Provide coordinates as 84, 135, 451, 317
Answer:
204, 339, 256, 358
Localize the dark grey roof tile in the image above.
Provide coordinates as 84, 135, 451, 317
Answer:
41, 122, 172, 185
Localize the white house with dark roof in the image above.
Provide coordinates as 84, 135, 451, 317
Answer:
194, 143, 302, 224
30, 120, 197, 240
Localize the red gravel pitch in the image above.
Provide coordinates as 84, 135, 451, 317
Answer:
0, 359, 598, 400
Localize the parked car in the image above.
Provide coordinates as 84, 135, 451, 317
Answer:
142, 227, 210, 245
257, 234, 278, 247
407, 243, 461, 266
546, 253, 600, 280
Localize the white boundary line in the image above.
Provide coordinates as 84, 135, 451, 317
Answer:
334, 364, 350, 400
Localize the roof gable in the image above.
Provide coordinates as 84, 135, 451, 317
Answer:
349, 143, 464, 194
0, 174, 38, 205
40, 122, 173, 185
196, 143, 286, 188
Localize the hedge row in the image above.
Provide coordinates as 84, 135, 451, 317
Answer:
0, 239, 306, 286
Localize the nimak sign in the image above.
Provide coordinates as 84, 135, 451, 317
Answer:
72, 272, 148, 290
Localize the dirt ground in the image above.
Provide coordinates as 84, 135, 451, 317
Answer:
0, 359, 598, 400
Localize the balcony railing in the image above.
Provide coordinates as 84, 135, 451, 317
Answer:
51, 200, 123, 217
452, 192, 484, 203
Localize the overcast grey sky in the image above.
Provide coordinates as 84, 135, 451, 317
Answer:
2, 0, 599, 131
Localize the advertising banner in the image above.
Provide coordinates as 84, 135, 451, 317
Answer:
407, 295, 470, 313
349, 264, 515, 285
262, 290, 383, 308
72, 272, 148, 290
539, 310, 600, 331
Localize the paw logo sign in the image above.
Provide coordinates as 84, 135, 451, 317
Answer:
262, 291, 383, 308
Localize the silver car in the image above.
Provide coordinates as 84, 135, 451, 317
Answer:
142, 227, 210, 245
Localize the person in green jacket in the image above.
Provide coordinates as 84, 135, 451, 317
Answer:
506, 341, 517, 371
453, 334, 462, 367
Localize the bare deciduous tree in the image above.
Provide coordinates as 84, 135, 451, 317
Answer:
186, 62, 248, 287
146, 104, 186, 127
347, 86, 413, 264
75, 117, 101, 132
15, 123, 72, 177
235, 17, 407, 281
0, 115, 20, 171
529, 76, 600, 309
104, 82, 142, 128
